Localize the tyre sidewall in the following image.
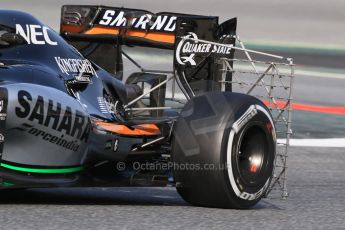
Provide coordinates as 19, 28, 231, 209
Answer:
222, 102, 276, 208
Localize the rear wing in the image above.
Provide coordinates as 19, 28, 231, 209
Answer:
60, 5, 236, 49
60, 5, 236, 88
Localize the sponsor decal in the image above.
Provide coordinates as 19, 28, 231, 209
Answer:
97, 9, 176, 32
97, 97, 118, 114
18, 123, 80, 152
55, 57, 98, 79
0, 100, 6, 121
113, 138, 119, 152
232, 105, 258, 133
15, 24, 57, 45
97, 97, 124, 121
97, 97, 110, 114
238, 179, 271, 201
15, 90, 90, 143
75, 75, 92, 83
176, 32, 233, 66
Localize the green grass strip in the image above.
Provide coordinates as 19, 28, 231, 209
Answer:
242, 40, 345, 55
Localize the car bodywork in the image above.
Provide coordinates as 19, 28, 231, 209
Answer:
0, 6, 293, 202
0, 6, 236, 187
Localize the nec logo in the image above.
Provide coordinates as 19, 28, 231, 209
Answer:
15, 24, 58, 46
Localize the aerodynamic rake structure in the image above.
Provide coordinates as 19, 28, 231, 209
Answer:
222, 37, 294, 198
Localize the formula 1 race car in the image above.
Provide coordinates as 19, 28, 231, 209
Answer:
0, 5, 294, 209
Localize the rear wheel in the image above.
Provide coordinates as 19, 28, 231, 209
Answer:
172, 92, 276, 209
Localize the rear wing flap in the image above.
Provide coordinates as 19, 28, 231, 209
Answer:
60, 5, 236, 49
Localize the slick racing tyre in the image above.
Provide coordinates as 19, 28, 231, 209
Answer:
172, 92, 276, 209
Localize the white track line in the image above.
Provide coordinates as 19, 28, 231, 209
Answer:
278, 138, 345, 148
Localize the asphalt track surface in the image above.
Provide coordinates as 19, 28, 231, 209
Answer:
0, 147, 344, 229
1, 1, 345, 229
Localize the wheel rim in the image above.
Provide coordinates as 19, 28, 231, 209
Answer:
236, 124, 269, 186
